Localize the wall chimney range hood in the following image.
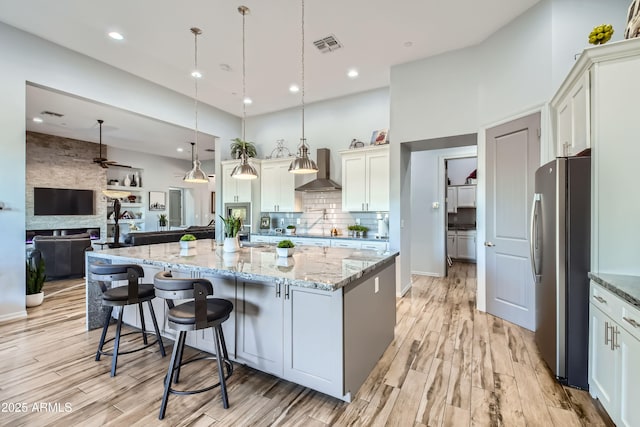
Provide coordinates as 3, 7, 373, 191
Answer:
294, 148, 342, 192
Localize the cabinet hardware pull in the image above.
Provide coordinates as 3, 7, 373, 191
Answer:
623, 316, 640, 328
612, 326, 620, 350
285, 284, 290, 299
275, 282, 281, 298
593, 295, 607, 304
605, 321, 610, 346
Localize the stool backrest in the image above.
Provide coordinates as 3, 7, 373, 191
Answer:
90, 263, 144, 299
153, 271, 213, 300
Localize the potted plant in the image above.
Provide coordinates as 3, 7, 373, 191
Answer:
230, 138, 257, 159
180, 233, 197, 249
348, 225, 369, 237
276, 239, 295, 257
26, 259, 46, 307
220, 215, 242, 252
158, 213, 168, 228
285, 224, 296, 235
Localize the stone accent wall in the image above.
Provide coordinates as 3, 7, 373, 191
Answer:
26, 131, 106, 239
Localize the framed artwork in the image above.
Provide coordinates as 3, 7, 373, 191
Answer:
626, 0, 640, 39
210, 192, 216, 214
149, 191, 166, 211
370, 128, 389, 145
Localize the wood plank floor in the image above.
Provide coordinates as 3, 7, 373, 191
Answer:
0, 263, 612, 426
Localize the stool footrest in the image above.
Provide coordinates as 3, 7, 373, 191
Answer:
97, 331, 164, 357
167, 356, 234, 396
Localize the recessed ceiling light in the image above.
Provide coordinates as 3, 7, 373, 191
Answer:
191, 70, 202, 78
243, 97, 253, 105
219, 63, 232, 72
347, 69, 359, 78
108, 31, 124, 41
177, 147, 184, 152
289, 84, 300, 93
404, 41, 413, 48
32, 117, 43, 123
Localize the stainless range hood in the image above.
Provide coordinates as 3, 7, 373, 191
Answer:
294, 148, 342, 192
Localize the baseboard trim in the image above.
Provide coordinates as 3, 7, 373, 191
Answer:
0, 310, 27, 323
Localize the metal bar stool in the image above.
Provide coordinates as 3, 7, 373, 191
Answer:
153, 271, 234, 420
90, 262, 166, 377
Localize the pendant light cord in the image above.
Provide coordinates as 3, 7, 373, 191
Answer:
242, 7, 247, 143
192, 28, 201, 162
301, 0, 305, 144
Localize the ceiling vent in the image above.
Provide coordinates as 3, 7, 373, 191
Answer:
40, 110, 64, 118
313, 34, 342, 53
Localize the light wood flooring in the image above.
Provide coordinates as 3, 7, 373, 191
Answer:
0, 263, 612, 426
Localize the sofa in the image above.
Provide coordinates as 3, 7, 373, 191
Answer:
29, 234, 94, 280
124, 226, 215, 246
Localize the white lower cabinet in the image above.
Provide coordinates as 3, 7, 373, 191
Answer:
447, 230, 476, 261
589, 281, 640, 426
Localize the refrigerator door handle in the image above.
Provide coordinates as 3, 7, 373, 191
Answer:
529, 193, 542, 283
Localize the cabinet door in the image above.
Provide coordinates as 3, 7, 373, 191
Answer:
457, 185, 476, 208
447, 187, 457, 213
260, 162, 280, 211
366, 150, 389, 211
283, 285, 343, 396
556, 97, 572, 157
222, 163, 237, 204
619, 325, 640, 427
457, 232, 476, 260
447, 232, 456, 258
589, 304, 618, 416
274, 162, 299, 212
342, 154, 366, 211
236, 280, 283, 376
235, 176, 253, 203
569, 72, 590, 156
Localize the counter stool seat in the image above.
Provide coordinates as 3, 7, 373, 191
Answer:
154, 271, 234, 420
90, 262, 166, 377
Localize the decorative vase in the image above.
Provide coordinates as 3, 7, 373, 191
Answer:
124, 174, 131, 186
223, 251, 240, 268
180, 240, 196, 249
285, 228, 295, 235
26, 292, 44, 307
276, 247, 294, 258
223, 236, 240, 253
131, 172, 137, 187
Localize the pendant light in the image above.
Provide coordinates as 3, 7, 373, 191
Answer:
183, 27, 209, 183
289, 0, 318, 175
231, 6, 258, 180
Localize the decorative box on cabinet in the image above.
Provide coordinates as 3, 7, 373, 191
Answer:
340, 146, 389, 212
260, 158, 302, 212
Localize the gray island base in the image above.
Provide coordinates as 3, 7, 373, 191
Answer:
86, 239, 398, 402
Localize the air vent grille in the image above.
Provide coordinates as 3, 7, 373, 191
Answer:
40, 110, 64, 118
313, 34, 342, 53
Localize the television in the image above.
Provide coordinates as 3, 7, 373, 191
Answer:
34, 187, 94, 216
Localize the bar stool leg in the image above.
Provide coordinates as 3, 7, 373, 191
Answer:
218, 326, 232, 377
147, 300, 166, 357
213, 327, 229, 409
172, 330, 187, 384
159, 331, 186, 420
96, 307, 113, 361
111, 308, 125, 377
138, 302, 149, 345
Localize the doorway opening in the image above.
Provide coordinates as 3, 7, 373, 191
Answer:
168, 188, 184, 228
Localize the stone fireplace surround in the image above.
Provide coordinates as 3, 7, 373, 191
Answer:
26, 227, 100, 244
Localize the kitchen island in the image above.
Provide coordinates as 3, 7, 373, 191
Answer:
86, 239, 398, 401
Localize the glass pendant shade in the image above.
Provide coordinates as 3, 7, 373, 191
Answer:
184, 159, 209, 183
288, 141, 318, 174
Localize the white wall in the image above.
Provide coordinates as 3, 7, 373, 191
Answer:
447, 157, 477, 185
0, 22, 239, 322
390, 0, 629, 300
411, 146, 477, 276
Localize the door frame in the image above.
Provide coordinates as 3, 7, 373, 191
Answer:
476, 103, 551, 312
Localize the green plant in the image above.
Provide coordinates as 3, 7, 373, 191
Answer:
286, 225, 296, 229
230, 138, 257, 159
26, 259, 46, 295
158, 214, 168, 226
277, 239, 295, 248
589, 24, 613, 45
180, 234, 197, 241
220, 215, 242, 238
348, 225, 369, 232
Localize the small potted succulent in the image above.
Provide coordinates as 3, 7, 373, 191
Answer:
285, 224, 296, 235
158, 213, 168, 228
26, 259, 46, 307
180, 234, 197, 249
348, 225, 369, 238
276, 239, 295, 257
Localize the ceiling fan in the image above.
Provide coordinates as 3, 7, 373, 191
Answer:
92, 119, 131, 168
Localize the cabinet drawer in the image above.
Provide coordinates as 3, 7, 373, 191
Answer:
591, 281, 623, 318
619, 299, 640, 342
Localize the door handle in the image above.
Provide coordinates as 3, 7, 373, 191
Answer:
484, 242, 495, 247
529, 193, 542, 283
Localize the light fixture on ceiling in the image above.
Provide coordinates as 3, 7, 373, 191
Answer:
231, 6, 258, 180
183, 27, 209, 184
347, 69, 359, 78
32, 117, 43, 123
289, 84, 299, 93
108, 31, 124, 40
289, 0, 318, 175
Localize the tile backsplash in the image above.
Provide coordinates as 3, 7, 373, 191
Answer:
260, 191, 385, 236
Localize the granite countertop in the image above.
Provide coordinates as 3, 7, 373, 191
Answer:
252, 231, 389, 242
91, 239, 398, 292
589, 272, 640, 309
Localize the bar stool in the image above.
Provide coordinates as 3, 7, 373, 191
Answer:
153, 271, 234, 420
90, 262, 166, 377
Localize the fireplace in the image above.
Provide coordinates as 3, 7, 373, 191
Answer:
26, 227, 100, 244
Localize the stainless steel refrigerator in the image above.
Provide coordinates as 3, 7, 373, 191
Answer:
530, 156, 590, 389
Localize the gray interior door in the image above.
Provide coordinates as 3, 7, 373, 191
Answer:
169, 189, 182, 228
485, 112, 540, 331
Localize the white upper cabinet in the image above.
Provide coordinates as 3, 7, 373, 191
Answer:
553, 71, 590, 157
447, 187, 457, 213
260, 158, 302, 212
340, 145, 389, 212
457, 185, 476, 208
221, 160, 255, 204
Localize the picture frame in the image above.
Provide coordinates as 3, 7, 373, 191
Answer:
210, 192, 216, 214
626, 0, 640, 39
149, 191, 166, 211
370, 128, 389, 145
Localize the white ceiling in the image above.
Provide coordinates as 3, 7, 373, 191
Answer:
2, 0, 540, 159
